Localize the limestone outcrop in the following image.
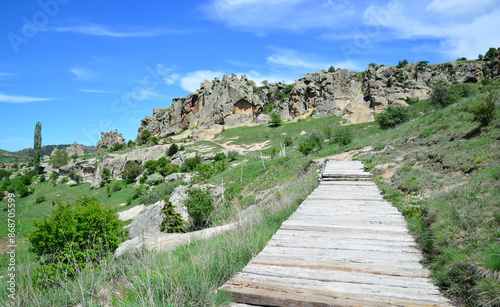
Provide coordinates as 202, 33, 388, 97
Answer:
58, 158, 97, 183
96, 130, 126, 150
137, 57, 500, 137
91, 144, 170, 189
66, 142, 85, 157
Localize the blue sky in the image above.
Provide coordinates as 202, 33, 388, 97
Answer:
1, 0, 499, 152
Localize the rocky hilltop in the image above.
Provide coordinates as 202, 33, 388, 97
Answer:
137, 56, 500, 140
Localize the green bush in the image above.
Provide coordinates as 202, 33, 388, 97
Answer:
144, 160, 158, 173
332, 126, 353, 145
468, 86, 498, 126
145, 173, 164, 186
113, 142, 126, 151
262, 103, 277, 114
228, 150, 238, 161
397, 59, 408, 68
430, 81, 474, 107
323, 126, 332, 141
60, 177, 69, 184
375, 105, 411, 130
149, 136, 159, 145
140, 129, 151, 143
36, 196, 46, 204
284, 135, 293, 146
184, 188, 214, 230
269, 114, 283, 127
298, 140, 314, 156
102, 168, 111, 183
111, 180, 122, 192
51, 150, 69, 168
160, 197, 186, 233
50, 172, 59, 181
214, 152, 226, 161
39, 174, 46, 182
168, 143, 179, 156
28, 196, 126, 287
122, 162, 144, 183
127, 140, 135, 147
181, 155, 202, 172
19, 186, 33, 198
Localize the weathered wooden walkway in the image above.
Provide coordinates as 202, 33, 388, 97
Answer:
221, 160, 452, 306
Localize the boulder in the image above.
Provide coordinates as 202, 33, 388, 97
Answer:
59, 158, 97, 183
254, 114, 270, 125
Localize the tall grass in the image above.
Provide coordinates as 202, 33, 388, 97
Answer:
0, 169, 318, 306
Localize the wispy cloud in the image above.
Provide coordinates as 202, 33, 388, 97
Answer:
0, 92, 53, 104
267, 49, 362, 71
52, 24, 179, 38
0, 72, 17, 77
204, 0, 356, 34
70, 67, 97, 81
0, 137, 27, 144
79, 89, 112, 94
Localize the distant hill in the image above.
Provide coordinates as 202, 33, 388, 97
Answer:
0, 145, 97, 164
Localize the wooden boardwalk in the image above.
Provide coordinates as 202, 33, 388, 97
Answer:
221, 160, 452, 306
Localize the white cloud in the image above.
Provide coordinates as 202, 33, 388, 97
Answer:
0, 137, 27, 144
79, 89, 112, 93
362, 1, 500, 59
52, 24, 177, 37
267, 49, 362, 71
156, 64, 180, 85
0, 92, 53, 103
180, 70, 224, 92
204, 0, 355, 33
70, 67, 97, 81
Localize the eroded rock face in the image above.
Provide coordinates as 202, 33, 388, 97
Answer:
97, 130, 126, 150
137, 60, 500, 135
58, 158, 97, 183
91, 145, 170, 189
66, 142, 85, 157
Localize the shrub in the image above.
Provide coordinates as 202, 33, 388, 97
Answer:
51, 150, 69, 169
149, 136, 159, 145
160, 197, 186, 233
375, 105, 411, 130
298, 140, 314, 156
28, 196, 126, 287
127, 140, 135, 147
102, 168, 111, 182
19, 186, 33, 198
122, 162, 144, 183
144, 160, 159, 174
111, 180, 122, 192
60, 177, 69, 184
228, 151, 238, 161
323, 126, 332, 141
50, 172, 59, 181
309, 131, 323, 149
181, 155, 202, 172
431, 81, 456, 107
161, 163, 179, 176
184, 188, 214, 230
262, 103, 277, 114
20, 174, 32, 186
68, 171, 82, 185
39, 174, 46, 182
113, 142, 126, 151
284, 135, 293, 146
36, 196, 46, 204
168, 143, 179, 156
397, 59, 408, 68
145, 173, 164, 187
269, 114, 283, 127
140, 129, 151, 143
328, 65, 335, 72
214, 152, 226, 161
332, 126, 353, 145
468, 86, 498, 126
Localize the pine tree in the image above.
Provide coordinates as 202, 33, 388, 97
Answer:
160, 197, 186, 233
33, 121, 42, 173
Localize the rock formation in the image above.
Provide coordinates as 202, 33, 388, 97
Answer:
66, 142, 85, 157
137, 56, 500, 138
96, 130, 126, 150
58, 158, 97, 184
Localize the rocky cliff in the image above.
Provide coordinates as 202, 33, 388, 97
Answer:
137, 55, 500, 140
97, 130, 126, 150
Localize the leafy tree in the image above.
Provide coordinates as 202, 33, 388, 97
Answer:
51, 150, 69, 169
328, 66, 335, 72
102, 168, 111, 182
468, 85, 498, 126
478, 54, 484, 60
214, 152, 226, 161
270, 114, 283, 127
144, 160, 159, 173
33, 122, 42, 173
122, 162, 144, 183
39, 174, 46, 182
298, 140, 314, 156
184, 188, 214, 230
149, 136, 159, 145
167, 143, 179, 156
28, 196, 126, 287
127, 140, 135, 148
397, 59, 409, 68
113, 142, 125, 151
484, 47, 497, 61
261, 80, 269, 86
284, 135, 293, 146
228, 150, 238, 161
181, 155, 202, 172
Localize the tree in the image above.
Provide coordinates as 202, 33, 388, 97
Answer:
184, 188, 214, 230
140, 129, 151, 143
122, 162, 144, 183
33, 122, 42, 173
270, 114, 283, 127
261, 80, 269, 86
167, 143, 179, 156
484, 47, 497, 61
478, 54, 484, 60
328, 66, 335, 73
51, 150, 69, 169
468, 85, 498, 126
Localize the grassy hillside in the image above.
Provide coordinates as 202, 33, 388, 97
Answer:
0, 80, 498, 306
